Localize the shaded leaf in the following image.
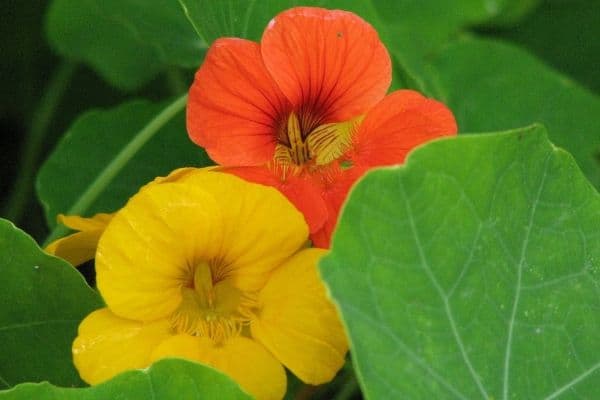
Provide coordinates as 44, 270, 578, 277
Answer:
322, 125, 600, 399
369, 0, 540, 91
428, 37, 600, 189
492, 0, 600, 93
36, 97, 213, 241
177, 0, 539, 92
0, 219, 102, 389
0, 358, 251, 399
46, 0, 205, 90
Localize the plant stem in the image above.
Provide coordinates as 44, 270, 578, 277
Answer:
165, 67, 189, 95
44, 94, 188, 245
3, 61, 77, 223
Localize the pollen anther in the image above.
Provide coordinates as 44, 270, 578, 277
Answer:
170, 261, 258, 343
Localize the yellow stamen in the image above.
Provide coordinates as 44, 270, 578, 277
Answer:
307, 116, 362, 165
275, 113, 362, 167
194, 261, 214, 307
275, 113, 310, 165
170, 261, 258, 343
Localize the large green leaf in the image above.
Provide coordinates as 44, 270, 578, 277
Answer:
178, 0, 539, 43
0, 219, 102, 389
0, 358, 251, 399
177, 0, 538, 92
322, 125, 600, 399
493, 0, 600, 93
428, 36, 600, 189
178, 0, 408, 92
178, 0, 285, 43
36, 97, 213, 242
177, 0, 381, 43
46, 0, 205, 90
370, 0, 540, 91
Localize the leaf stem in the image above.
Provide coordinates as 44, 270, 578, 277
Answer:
3, 61, 77, 223
165, 67, 189, 96
44, 94, 188, 244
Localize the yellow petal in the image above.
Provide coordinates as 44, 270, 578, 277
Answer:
147, 167, 198, 185
175, 171, 309, 292
58, 213, 113, 231
152, 335, 286, 400
45, 231, 100, 267
44, 168, 207, 267
96, 183, 224, 321
251, 248, 348, 385
97, 170, 308, 322
306, 116, 362, 165
72, 308, 171, 385
45, 213, 113, 267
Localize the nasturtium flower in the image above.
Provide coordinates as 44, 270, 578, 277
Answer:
45, 168, 199, 267
187, 7, 457, 247
45, 213, 113, 266
72, 169, 348, 400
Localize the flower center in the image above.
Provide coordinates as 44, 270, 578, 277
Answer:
170, 261, 257, 343
275, 112, 361, 167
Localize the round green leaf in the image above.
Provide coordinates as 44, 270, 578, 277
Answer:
496, 0, 600, 93
0, 219, 102, 389
46, 0, 205, 90
176, 0, 537, 93
428, 37, 600, 189
322, 125, 600, 399
36, 98, 213, 241
0, 358, 251, 400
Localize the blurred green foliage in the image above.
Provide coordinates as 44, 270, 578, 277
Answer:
2, 0, 598, 243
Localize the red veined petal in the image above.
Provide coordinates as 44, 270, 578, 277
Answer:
187, 38, 292, 166
223, 166, 328, 235
348, 90, 457, 168
261, 7, 391, 123
310, 166, 367, 248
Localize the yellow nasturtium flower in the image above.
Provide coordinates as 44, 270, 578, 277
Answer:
45, 168, 196, 266
45, 213, 113, 266
71, 169, 348, 400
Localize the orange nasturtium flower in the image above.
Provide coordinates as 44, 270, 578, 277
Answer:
187, 7, 457, 248
71, 169, 347, 400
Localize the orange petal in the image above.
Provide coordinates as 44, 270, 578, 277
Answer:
261, 7, 391, 122
187, 38, 291, 166
224, 165, 328, 235
310, 166, 366, 248
349, 90, 458, 168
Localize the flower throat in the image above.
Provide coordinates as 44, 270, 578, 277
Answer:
275, 112, 361, 167
170, 261, 257, 343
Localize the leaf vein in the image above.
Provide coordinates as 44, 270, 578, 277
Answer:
502, 152, 552, 400
398, 178, 490, 399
